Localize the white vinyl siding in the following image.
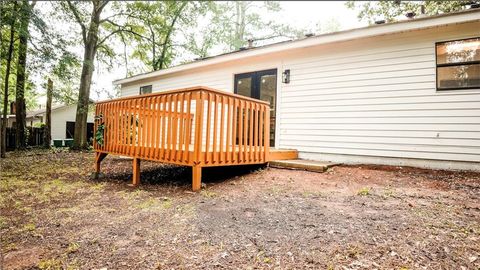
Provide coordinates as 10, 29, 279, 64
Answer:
38, 105, 94, 142
278, 22, 480, 165
120, 20, 480, 169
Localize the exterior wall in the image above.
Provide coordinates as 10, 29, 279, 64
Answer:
38, 105, 95, 142
120, 21, 480, 170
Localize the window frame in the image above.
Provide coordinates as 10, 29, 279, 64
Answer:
139, 85, 152, 95
435, 37, 480, 91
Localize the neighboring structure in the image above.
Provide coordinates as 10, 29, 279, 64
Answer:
26, 103, 95, 144
3, 99, 96, 146
113, 9, 480, 171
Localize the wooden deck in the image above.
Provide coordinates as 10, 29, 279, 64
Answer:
94, 86, 293, 190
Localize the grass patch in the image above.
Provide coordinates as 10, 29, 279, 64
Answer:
66, 242, 80, 254
357, 187, 370, 196
302, 191, 327, 198
137, 197, 160, 209
38, 258, 63, 270
201, 190, 217, 198
136, 197, 172, 210
22, 223, 36, 232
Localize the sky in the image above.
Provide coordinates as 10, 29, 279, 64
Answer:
37, 1, 367, 105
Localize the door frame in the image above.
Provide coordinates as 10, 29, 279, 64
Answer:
233, 68, 278, 147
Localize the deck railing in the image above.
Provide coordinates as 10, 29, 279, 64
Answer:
94, 86, 270, 169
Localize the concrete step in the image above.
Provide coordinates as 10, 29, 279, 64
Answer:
269, 148, 298, 161
269, 159, 338, 173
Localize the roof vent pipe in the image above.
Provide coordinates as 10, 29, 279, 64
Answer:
405, 11, 416, 19
247, 39, 254, 48
374, 19, 386, 24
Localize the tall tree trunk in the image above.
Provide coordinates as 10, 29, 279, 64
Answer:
44, 78, 52, 148
72, 2, 102, 149
1, 1, 17, 158
15, 0, 34, 150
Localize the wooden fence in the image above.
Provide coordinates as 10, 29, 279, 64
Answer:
5, 126, 45, 150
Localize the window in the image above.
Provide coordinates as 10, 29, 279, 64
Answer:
436, 37, 480, 90
139, 85, 152, 95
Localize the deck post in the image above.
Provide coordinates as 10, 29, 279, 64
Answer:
94, 152, 108, 179
192, 165, 202, 191
132, 158, 141, 186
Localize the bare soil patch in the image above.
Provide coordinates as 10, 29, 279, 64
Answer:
1, 149, 479, 269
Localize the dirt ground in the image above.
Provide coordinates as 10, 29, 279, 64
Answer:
1, 149, 479, 270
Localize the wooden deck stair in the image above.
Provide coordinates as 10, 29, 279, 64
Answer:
269, 158, 338, 173
269, 148, 298, 160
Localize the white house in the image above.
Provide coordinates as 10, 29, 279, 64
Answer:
26, 103, 95, 143
113, 9, 480, 171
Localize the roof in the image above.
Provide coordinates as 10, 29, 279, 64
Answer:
26, 104, 65, 118
114, 8, 480, 86
26, 99, 95, 118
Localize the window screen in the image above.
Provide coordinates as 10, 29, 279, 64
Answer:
140, 85, 152, 94
436, 37, 480, 90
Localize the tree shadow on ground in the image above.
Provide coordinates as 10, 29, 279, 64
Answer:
100, 157, 265, 188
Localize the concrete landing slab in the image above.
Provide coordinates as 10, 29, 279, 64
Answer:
269, 159, 339, 173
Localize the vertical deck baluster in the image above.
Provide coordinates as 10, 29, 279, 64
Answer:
248, 102, 255, 162
170, 94, 178, 161
177, 93, 185, 161
238, 100, 244, 162
243, 101, 248, 162
205, 93, 212, 164
194, 90, 204, 164
108, 102, 113, 152
258, 105, 265, 162
232, 99, 238, 163
153, 96, 160, 159
166, 95, 172, 160
212, 94, 218, 164
160, 95, 167, 160
133, 99, 139, 157
226, 97, 232, 164
103, 104, 107, 151
145, 98, 151, 159
128, 99, 134, 156
107, 102, 112, 151
252, 103, 258, 162
264, 104, 270, 162
151, 97, 157, 159
103, 103, 108, 151
105, 103, 109, 151
142, 97, 147, 158
112, 102, 117, 154
184, 93, 192, 163
150, 97, 155, 159
138, 98, 143, 156
145, 98, 151, 158
219, 95, 225, 164
121, 101, 125, 154
95, 104, 100, 150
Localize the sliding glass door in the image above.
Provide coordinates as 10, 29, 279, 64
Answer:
234, 69, 277, 147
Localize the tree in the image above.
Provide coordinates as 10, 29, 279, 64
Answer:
346, 0, 477, 24
1, 1, 17, 157
43, 78, 52, 148
112, 1, 203, 72
215, 1, 299, 51
15, 0, 36, 149
63, 0, 111, 149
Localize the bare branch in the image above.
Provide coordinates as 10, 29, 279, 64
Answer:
66, 1, 87, 44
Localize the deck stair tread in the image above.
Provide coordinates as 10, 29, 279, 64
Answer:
269, 159, 339, 172
269, 148, 298, 161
